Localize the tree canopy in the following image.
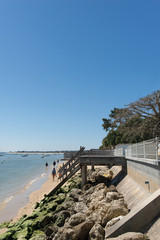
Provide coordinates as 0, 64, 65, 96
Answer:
100, 90, 160, 149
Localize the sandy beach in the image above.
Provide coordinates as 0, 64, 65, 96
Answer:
13, 175, 59, 223
0, 165, 61, 234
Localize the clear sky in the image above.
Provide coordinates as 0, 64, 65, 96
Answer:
0, 0, 159, 151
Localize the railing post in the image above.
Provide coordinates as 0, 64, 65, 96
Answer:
81, 165, 87, 187
143, 141, 146, 159
156, 137, 159, 161
136, 143, 138, 158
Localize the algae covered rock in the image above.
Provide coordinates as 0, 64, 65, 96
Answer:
46, 201, 58, 212
20, 219, 34, 229
13, 227, 29, 240
30, 230, 46, 240
54, 193, 66, 204
32, 213, 53, 229
55, 210, 71, 227
0, 231, 13, 240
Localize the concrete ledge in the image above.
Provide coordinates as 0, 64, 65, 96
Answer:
126, 157, 160, 166
105, 189, 160, 238
79, 155, 126, 166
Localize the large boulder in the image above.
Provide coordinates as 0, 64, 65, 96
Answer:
68, 189, 81, 202
55, 210, 71, 227
105, 192, 124, 203
89, 223, 105, 240
74, 220, 94, 240
102, 200, 128, 226
74, 202, 88, 213
68, 213, 86, 226
45, 224, 58, 237
53, 227, 77, 240
86, 187, 108, 206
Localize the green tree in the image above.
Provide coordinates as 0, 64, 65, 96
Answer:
100, 90, 159, 149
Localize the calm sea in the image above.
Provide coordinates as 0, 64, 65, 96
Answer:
0, 153, 63, 204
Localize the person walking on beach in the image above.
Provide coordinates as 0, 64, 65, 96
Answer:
45, 162, 48, 169
53, 160, 56, 167
52, 167, 56, 181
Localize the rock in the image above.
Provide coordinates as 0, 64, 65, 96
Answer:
94, 183, 107, 191
102, 200, 128, 226
13, 228, 29, 239
68, 189, 80, 202
106, 192, 124, 202
86, 187, 108, 206
21, 219, 34, 229
54, 193, 66, 204
106, 216, 123, 227
89, 223, 105, 240
62, 198, 76, 209
0, 231, 14, 240
30, 213, 53, 230
68, 213, 86, 226
108, 185, 117, 192
30, 230, 46, 240
87, 200, 111, 224
105, 232, 147, 240
82, 183, 92, 191
74, 220, 94, 240
53, 227, 77, 240
45, 225, 58, 236
55, 211, 71, 227
54, 205, 66, 214
74, 202, 88, 213
95, 175, 110, 184
84, 186, 95, 196
46, 201, 58, 212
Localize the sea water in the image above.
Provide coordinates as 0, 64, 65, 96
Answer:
0, 153, 63, 205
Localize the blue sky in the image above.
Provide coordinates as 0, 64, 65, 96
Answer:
0, 0, 159, 151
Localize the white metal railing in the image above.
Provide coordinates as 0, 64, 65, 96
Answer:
115, 138, 160, 161
114, 144, 130, 157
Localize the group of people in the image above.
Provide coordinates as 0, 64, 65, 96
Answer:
45, 160, 57, 181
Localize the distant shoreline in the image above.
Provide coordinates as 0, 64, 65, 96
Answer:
9, 152, 64, 155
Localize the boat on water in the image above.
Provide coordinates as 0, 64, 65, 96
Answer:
21, 154, 28, 157
41, 154, 50, 158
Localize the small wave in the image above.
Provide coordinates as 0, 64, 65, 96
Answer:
41, 173, 46, 177
0, 173, 47, 206
24, 173, 46, 190
4, 195, 14, 204
29, 177, 40, 185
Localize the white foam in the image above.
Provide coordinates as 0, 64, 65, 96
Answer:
4, 195, 14, 204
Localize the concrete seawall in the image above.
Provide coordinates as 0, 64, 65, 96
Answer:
106, 166, 160, 239
111, 166, 150, 209
126, 158, 160, 193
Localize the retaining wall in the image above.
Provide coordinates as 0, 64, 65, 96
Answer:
126, 158, 160, 193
